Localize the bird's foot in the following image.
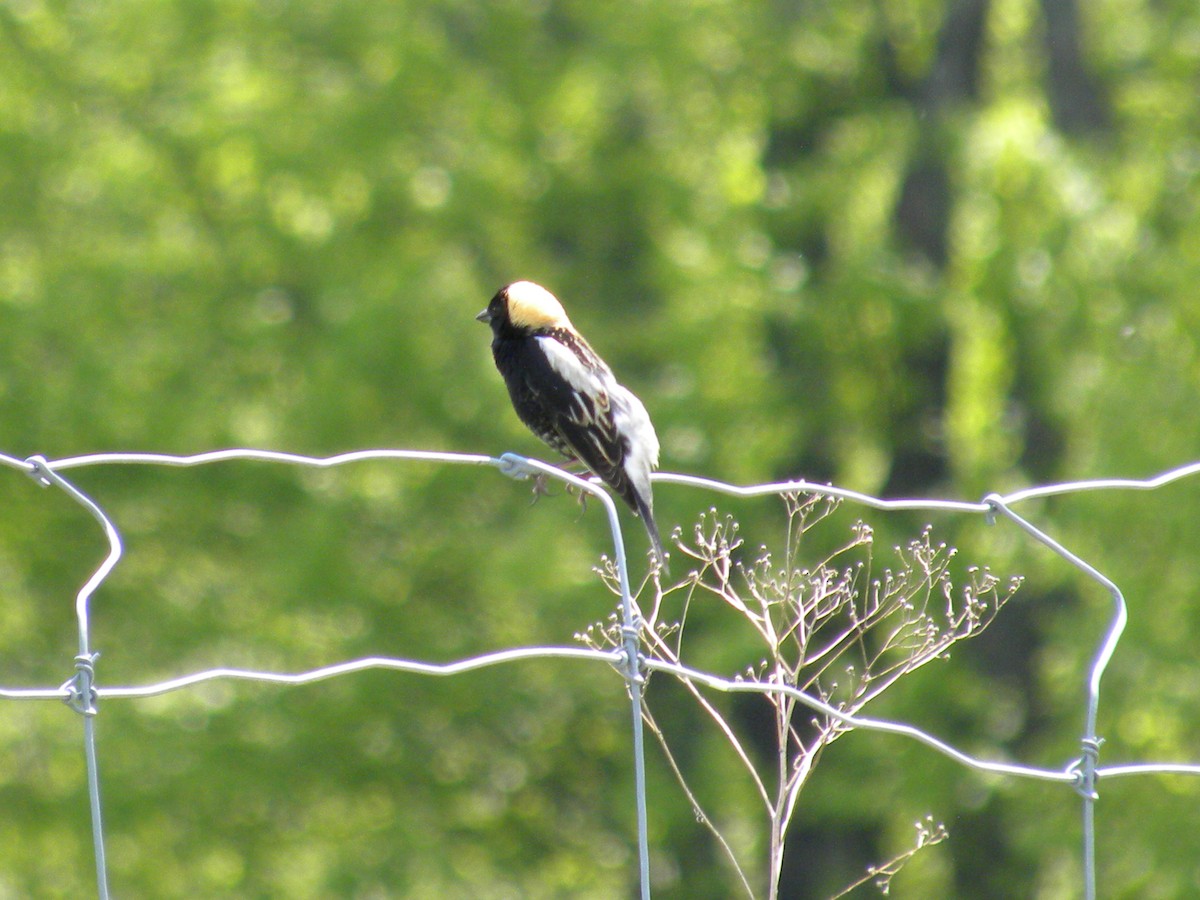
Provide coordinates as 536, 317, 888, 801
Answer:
564, 481, 589, 513
529, 472, 555, 504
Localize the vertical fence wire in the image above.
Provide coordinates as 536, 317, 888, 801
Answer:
3, 448, 1200, 898
496, 453, 653, 900
23, 456, 117, 900
984, 493, 1128, 900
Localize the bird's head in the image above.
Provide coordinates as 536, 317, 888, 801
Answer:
476, 281, 573, 334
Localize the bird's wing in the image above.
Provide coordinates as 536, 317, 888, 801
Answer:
534, 335, 640, 509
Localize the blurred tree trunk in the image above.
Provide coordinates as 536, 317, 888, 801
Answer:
893, 0, 989, 268
1040, 0, 1110, 135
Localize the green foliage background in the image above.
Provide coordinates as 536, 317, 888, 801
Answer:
2, 0, 1200, 896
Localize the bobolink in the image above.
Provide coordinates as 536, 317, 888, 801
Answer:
477, 281, 665, 565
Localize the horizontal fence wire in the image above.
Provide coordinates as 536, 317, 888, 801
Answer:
3, 447, 1200, 899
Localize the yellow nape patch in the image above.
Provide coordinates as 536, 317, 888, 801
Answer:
504, 281, 572, 330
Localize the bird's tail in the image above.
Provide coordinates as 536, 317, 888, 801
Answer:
634, 493, 667, 572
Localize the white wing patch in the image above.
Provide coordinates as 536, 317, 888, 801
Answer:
537, 335, 612, 396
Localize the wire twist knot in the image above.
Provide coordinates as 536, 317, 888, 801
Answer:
1068, 736, 1104, 801
617, 617, 646, 685
981, 493, 1005, 526
497, 452, 534, 481
24, 454, 55, 488
62, 653, 101, 717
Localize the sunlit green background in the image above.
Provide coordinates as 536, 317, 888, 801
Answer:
3, 0, 1200, 896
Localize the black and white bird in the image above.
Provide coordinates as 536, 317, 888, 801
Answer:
477, 280, 665, 565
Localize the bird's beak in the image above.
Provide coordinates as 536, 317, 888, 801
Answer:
475, 308, 492, 324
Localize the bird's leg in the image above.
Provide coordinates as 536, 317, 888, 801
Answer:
556, 459, 592, 512
528, 458, 586, 505
564, 481, 589, 513
528, 458, 593, 512
529, 472, 555, 504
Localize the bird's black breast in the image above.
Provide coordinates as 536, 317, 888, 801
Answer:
491, 334, 577, 458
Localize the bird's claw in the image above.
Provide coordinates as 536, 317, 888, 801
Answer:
529, 472, 554, 504
564, 481, 589, 512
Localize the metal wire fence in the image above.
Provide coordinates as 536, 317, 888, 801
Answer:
3, 447, 1200, 899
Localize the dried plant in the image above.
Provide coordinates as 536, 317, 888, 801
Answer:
582, 493, 1022, 898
